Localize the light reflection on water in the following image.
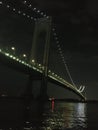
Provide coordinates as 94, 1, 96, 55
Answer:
40, 102, 87, 130
0, 99, 87, 130
25, 101, 87, 130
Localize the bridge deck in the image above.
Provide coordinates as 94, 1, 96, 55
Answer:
0, 49, 86, 100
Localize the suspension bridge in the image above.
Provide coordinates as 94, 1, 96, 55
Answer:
0, 1, 86, 100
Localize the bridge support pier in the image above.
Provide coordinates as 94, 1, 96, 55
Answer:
24, 75, 33, 102
37, 76, 48, 101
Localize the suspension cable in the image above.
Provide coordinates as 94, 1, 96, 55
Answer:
52, 28, 77, 88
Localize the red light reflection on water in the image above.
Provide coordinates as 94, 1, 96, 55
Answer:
51, 98, 54, 112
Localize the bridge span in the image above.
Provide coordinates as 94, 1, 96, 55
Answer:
0, 49, 86, 100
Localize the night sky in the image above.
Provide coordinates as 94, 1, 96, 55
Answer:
0, 0, 98, 100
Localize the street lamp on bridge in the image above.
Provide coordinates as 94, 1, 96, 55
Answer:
11, 47, 15, 51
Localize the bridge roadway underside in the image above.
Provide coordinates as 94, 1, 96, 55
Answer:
0, 53, 85, 100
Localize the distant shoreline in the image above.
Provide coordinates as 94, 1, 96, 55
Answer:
53, 98, 98, 103
0, 96, 98, 103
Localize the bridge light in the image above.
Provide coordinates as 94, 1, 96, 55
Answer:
55, 37, 58, 40
41, 12, 44, 15
58, 47, 61, 51
19, 60, 22, 63
52, 28, 55, 31
53, 33, 56, 36
33, 8, 36, 11
5, 53, 9, 56
60, 77, 63, 80
32, 59, 35, 63
11, 47, 15, 51
57, 75, 60, 78
16, 58, 19, 61
38, 64, 41, 67
23, 54, 27, 58
12, 56, 16, 60
10, 55, 13, 58
56, 41, 59, 44
18, 11, 21, 14
42, 66, 44, 70
46, 16, 49, 19
23, 13, 26, 16
31, 17, 33, 19
52, 72, 54, 75
29, 4, 32, 7
55, 74, 57, 77
28, 64, 32, 68
0, 1, 2, 4
34, 18, 37, 21
13, 8, 16, 11
23, 1, 27, 4
27, 15, 30, 18
7, 5, 10, 8
57, 44, 60, 47
44, 14, 46, 17
48, 70, 51, 73
22, 61, 25, 64
37, 10, 40, 13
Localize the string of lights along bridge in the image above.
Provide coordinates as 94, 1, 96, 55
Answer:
0, 0, 86, 99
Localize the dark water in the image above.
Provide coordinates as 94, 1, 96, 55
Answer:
0, 98, 97, 130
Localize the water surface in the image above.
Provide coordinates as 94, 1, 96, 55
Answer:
0, 98, 97, 130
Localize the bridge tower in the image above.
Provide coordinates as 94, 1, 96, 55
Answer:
30, 17, 52, 100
